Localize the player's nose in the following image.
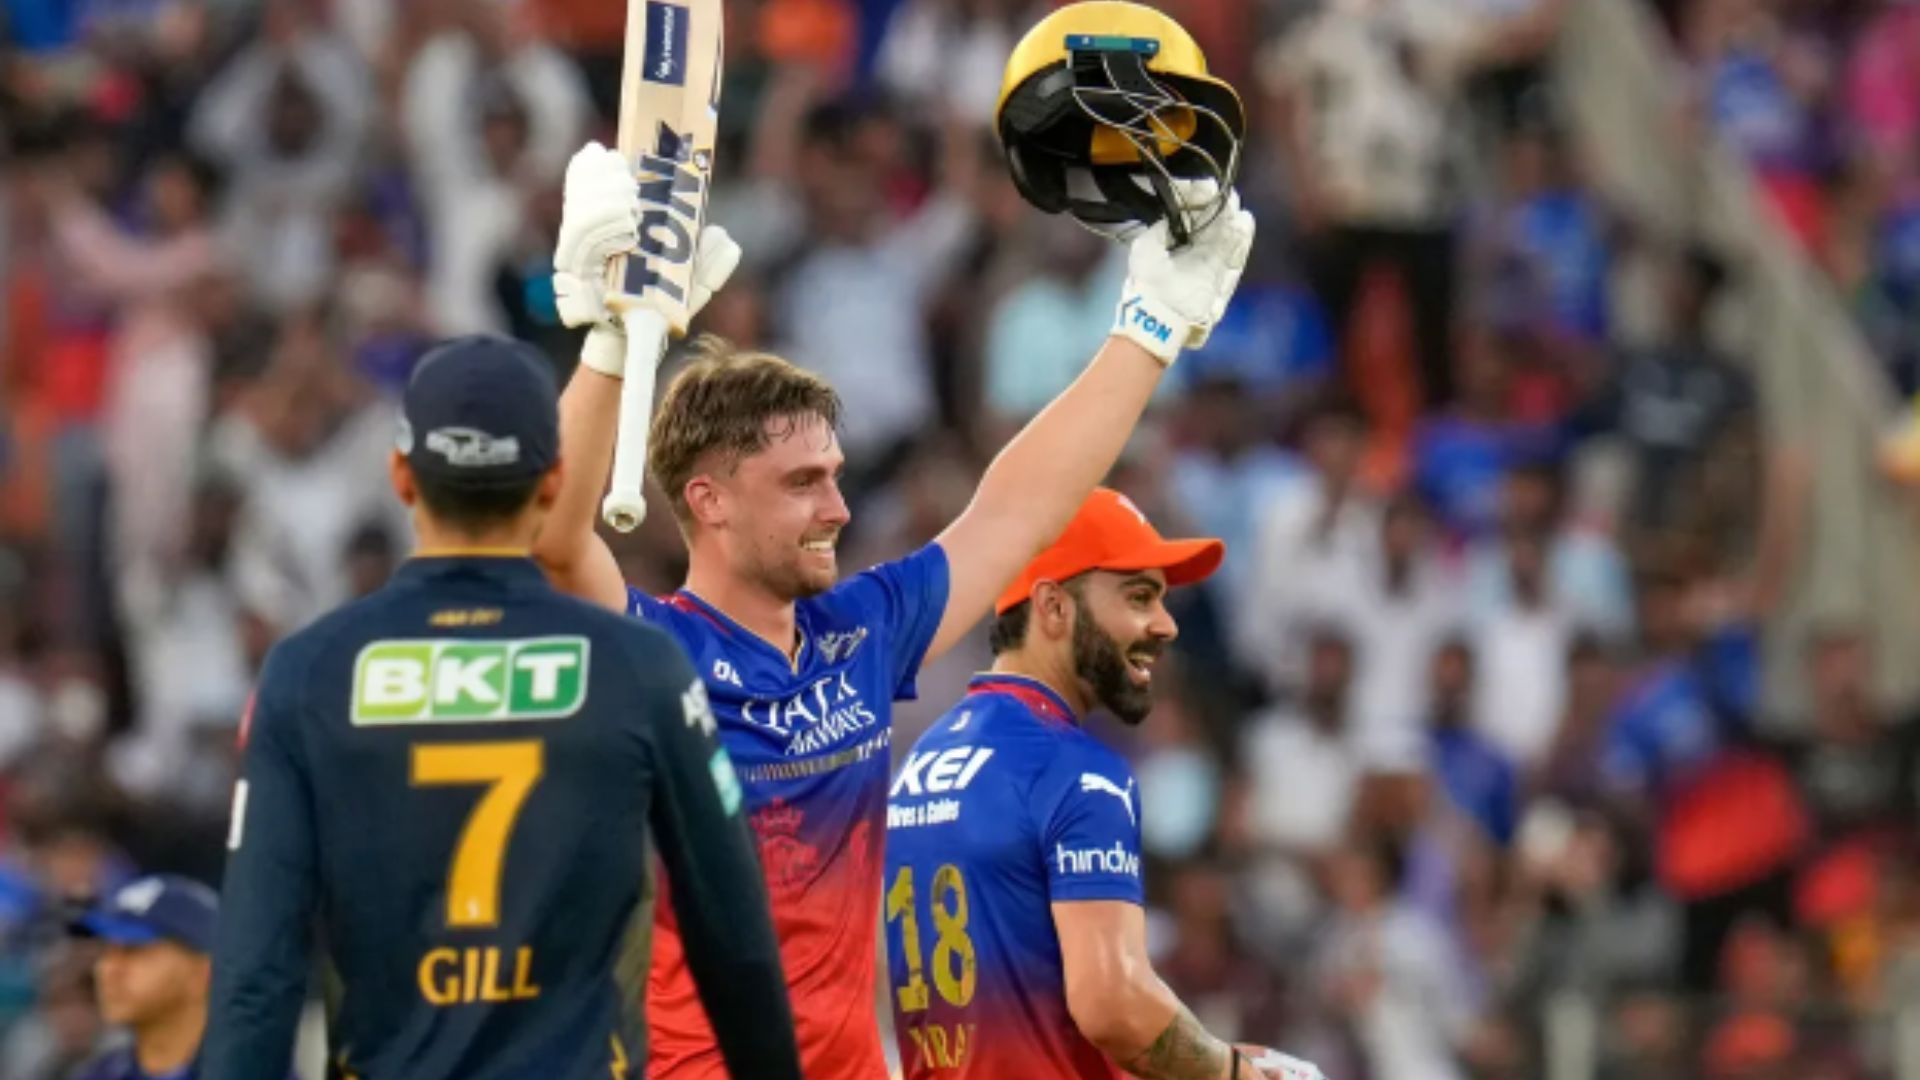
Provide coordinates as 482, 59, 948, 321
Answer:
818, 479, 851, 526
1147, 601, 1178, 643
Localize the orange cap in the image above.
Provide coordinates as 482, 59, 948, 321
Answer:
993, 488, 1225, 615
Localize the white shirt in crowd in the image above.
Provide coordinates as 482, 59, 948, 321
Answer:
1316, 900, 1478, 1080
402, 29, 590, 335
1344, 557, 1465, 754
189, 26, 373, 313
772, 196, 974, 456
212, 400, 411, 635
1235, 475, 1382, 693
1470, 602, 1572, 767
876, 0, 1039, 125
1263, 0, 1496, 228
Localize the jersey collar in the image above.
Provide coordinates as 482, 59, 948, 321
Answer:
670, 590, 811, 673
395, 554, 547, 587
966, 673, 1080, 726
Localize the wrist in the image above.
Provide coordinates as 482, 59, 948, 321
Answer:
579, 322, 626, 378
1112, 289, 1189, 367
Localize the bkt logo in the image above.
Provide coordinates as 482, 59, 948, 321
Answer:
890, 746, 995, 798
352, 637, 588, 725
1055, 841, 1141, 879
1119, 296, 1173, 344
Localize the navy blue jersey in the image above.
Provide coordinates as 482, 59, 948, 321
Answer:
884, 675, 1143, 1079
202, 556, 799, 1080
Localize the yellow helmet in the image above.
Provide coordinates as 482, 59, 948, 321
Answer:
995, 1, 1244, 245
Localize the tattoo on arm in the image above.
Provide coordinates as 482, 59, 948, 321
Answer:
1122, 1005, 1232, 1080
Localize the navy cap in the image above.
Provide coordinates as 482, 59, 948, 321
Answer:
71, 875, 219, 954
398, 336, 560, 490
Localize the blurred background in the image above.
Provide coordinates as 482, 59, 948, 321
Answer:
11, 0, 1920, 1076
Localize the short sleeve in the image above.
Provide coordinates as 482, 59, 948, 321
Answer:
1036, 746, 1145, 906
627, 587, 668, 622
837, 544, 950, 701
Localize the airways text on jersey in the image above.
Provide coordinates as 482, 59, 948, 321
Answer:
739, 669, 880, 756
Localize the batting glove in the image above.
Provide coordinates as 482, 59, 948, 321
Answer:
1111, 183, 1256, 366
553, 141, 639, 331
577, 225, 741, 378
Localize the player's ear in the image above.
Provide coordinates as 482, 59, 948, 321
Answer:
389, 451, 417, 507
684, 474, 724, 528
536, 460, 564, 509
1034, 580, 1073, 641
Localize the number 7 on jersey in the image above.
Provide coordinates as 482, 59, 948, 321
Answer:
603, 0, 725, 532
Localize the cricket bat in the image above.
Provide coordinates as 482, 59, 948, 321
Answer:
601, 0, 725, 532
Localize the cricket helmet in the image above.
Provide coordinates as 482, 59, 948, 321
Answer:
995, 1, 1244, 246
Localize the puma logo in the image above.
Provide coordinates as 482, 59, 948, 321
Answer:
1079, 772, 1137, 826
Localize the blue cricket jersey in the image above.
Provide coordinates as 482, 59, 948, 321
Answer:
884, 674, 1143, 1079
627, 545, 949, 1080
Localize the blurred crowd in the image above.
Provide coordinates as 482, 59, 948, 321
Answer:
1657, 0, 1920, 401
0, 0, 1916, 1076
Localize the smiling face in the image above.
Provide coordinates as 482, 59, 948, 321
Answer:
649, 343, 847, 600
699, 414, 850, 600
1062, 569, 1178, 725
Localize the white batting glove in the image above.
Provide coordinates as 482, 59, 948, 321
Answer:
1238, 1045, 1327, 1080
554, 141, 639, 331
1112, 183, 1256, 366
577, 225, 741, 378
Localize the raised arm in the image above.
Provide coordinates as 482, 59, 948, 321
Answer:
531, 144, 741, 609
928, 194, 1255, 658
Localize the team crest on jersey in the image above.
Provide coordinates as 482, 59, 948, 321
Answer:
751, 799, 820, 894
815, 626, 869, 664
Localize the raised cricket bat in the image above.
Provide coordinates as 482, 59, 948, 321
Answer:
601, 0, 725, 532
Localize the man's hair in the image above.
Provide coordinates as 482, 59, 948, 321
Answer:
415, 476, 542, 534
988, 577, 1086, 655
648, 335, 842, 525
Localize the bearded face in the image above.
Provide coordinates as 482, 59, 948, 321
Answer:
1066, 572, 1174, 725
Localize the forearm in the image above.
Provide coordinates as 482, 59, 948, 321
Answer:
986, 338, 1160, 521
930, 337, 1164, 655
1099, 990, 1235, 1080
531, 364, 626, 606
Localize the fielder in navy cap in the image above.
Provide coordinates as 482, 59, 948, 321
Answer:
72, 873, 219, 953
70, 875, 294, 1080
396, 334, 562, 496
